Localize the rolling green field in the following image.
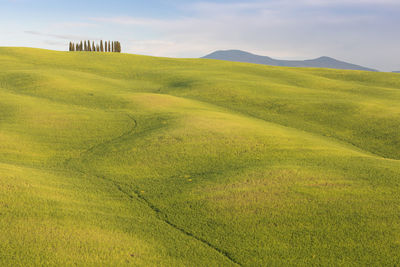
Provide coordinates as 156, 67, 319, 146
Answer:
1, 47, 400, 266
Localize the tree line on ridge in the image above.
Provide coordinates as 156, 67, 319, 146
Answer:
69, 40, 121, 53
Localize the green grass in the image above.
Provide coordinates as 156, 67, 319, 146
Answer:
1, 47, 400, 266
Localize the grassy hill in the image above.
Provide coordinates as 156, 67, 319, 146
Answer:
1, 47, 400, 266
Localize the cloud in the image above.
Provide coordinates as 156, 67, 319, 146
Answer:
24, 30, 99, 41
90, 17, 162, 26
185, 0, 400, 13
87, 1, 399, 71
53, 22, 97, 28
301, 0, 400, 6
15, 1, 400, 71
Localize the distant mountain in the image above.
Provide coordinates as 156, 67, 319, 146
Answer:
393, 71, 400, 73
202, 50, 377, 71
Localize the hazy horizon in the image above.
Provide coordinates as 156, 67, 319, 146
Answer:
1, 0, 399, 71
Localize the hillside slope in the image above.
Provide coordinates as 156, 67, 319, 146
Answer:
1, 47, 400, 266
203, 50, 378, 71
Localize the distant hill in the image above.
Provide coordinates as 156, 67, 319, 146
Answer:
393, 71, 400, 73
203, 50, 377, 71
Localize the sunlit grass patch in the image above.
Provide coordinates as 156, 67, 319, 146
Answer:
1, 47, 400, 265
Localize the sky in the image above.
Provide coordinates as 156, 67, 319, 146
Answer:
0, 0, 399, 71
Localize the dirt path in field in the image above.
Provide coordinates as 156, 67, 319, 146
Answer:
64, 113, 241, 266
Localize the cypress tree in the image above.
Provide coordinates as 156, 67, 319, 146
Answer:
116, 41, 121, 53
105, 41, 108, 52
84, 41, 87, 51
87, 41, 91, 52
100, 40, 104, 52
92, 41, 95, 52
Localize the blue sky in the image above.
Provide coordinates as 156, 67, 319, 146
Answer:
1, 0, 399, 71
